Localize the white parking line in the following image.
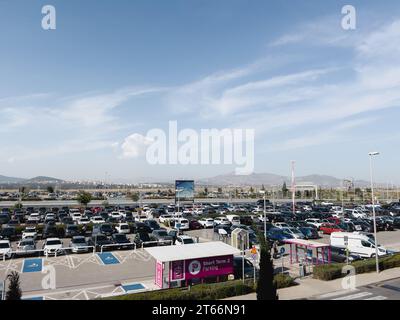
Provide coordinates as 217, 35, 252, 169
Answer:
318, 289, 359, 299
333, 292, 373, 300
364, 295, 387, 300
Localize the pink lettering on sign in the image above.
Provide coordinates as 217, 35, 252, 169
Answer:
156, 261, 163, 288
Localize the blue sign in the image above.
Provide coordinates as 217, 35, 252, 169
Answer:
22, 258, 43, 273
280, 247, 286, 254
97, 253, 120, 265
121, 283, 145, 292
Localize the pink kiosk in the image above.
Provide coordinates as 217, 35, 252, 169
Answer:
144, 242, 240, 288
284, 239, 331, 265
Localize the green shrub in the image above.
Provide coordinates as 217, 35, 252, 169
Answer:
273, 273, 297, 289
313, 253, 400, 281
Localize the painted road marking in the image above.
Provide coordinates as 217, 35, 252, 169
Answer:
318, 289, 359, 299
22, 258, 43, 273
97, 253, 120, 265
364, 295, 387, 300
333, 292, 373, 300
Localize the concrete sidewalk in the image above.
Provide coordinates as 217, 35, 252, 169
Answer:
225, 266, 400, 300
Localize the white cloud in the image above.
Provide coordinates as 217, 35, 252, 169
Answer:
120, 133, 154, 159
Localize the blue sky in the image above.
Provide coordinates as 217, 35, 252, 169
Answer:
1, 0, 400, 183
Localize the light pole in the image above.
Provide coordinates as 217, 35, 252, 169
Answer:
369, 151, 380, 273
176, 188, 183, 214
291, 160, 296, 216
259, 190, 267, 239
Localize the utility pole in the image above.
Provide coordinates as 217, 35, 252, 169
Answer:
291, 160, 296, 216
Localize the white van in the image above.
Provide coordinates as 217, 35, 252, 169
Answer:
330, 232, 387, 258
174, 218, 189, 230
226, 215, 240, 226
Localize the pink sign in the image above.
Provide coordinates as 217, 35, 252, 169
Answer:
170, 255, 234, 280
156, 261, 163, 287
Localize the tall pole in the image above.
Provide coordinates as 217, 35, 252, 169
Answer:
272, 186, 276, 212
291, 160, 296, 216
263, 192, 266, 240
369, 152, 380, 273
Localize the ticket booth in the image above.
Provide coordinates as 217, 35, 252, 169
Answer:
145, 242, 240, 289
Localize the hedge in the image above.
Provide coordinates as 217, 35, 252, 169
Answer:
106, 274, 296, 300
313, 253, 400, 281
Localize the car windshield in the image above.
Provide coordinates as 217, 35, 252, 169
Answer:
68, 226, 78, 230
102, 225, 112, 231
96, 235, 107, 241
0, 243, 10, 248
115, 234, 127, 241
183, 238, 194, 244
73, 238, 86, 244
120, 225, 129, 229
157, 231, 168, 236
46, 240, 61, 245
21, 240, 34, 246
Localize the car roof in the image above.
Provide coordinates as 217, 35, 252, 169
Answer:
46, 237, 60, 241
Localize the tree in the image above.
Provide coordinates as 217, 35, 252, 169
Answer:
76, 190, 92, 207
130, 192, 140, 202
47, 186, 54, 193
6, 271, 22, 300
282, 182, 288, 197
256, 233, 278, 300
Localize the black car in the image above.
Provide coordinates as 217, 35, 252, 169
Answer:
233, 256, 257, 279
61, 216, 73, 225
134, 232, 156, 247
189, 220, 202, 230
144, 219, 161, 231
0, 214, 10, 225
134, 222, 152, 234
88, 234, 113, 252
0, 226, 17, 241
111, 233, 133, 250
65, 224, 80, 238
93, 223, 115, 236
43, 223, 59, 239
330, 246, 362, 263
213, 224, 232, 235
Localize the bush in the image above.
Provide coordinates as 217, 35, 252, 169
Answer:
313, 253, 400, 281
273, 273, 297, 289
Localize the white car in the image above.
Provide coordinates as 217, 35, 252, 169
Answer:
27, 212, 41, 224
199, 218, 214, 228
43, 238, 64, 256
0, 240, 12, 259
173, 218, 190, 230
91, 216, 105, 224
110, 211, 123, 220
305, 218, 324, 230
116, 223, 130, 234
22, 227, 38, 240
78, 217, 91, 225
213, 217, 230, 226
71, 212, 83, 222
159, 215, 173, 224
175, 235, 195, 245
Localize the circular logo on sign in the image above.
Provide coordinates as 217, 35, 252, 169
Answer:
188, 260, 201, 275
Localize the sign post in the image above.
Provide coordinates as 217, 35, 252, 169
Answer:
344, 236, 349, 265
250, 246, 258, 284
280, 247, 286, 274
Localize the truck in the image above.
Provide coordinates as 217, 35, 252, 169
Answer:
330, 232, 387, 258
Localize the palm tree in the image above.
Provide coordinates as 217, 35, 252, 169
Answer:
6, 271, 22, 300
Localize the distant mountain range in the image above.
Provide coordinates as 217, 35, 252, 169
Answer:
198, 172, 371, 187
0, 175, 64, 184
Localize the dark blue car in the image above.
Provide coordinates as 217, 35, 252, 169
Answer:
267, 228, 294, 244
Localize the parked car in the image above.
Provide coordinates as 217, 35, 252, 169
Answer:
91, 216, 105, 224
88, 234, 113, 252
111, 233, 133, 250
267, 228, 294, 244
330, 246, 362, 263
213, 217, 231, 226
198, 218, 214, 228
69, 236, 90, 253
78, 217, 91, 225
298, 227, 319, 239
115, 223, 130, 234
134, 232, 156, 247
233, 256, 257, 279
15, 238, 37, 256
175, 235, 195, 245
65, 224, 80, 238
43, 223, 59, 239
281, 227, 305, 239
144, 220, 161, 231
42, 238, 64, 256
22, 227, 38, 240
319, 223, 344, 235
151, 229, 173, 245
189, 220, 202, 230
0, 226, 17, 241
0, 240, 12, 259
305, 218, 324, 230
134, 222, 152, 234
93, 223, 115, 236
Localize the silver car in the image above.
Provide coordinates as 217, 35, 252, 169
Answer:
69, 236, 90, 253
16, 239, 37, 256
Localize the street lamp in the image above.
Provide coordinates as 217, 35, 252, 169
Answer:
368, 151, 380, 273
259, 190, 267, 239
